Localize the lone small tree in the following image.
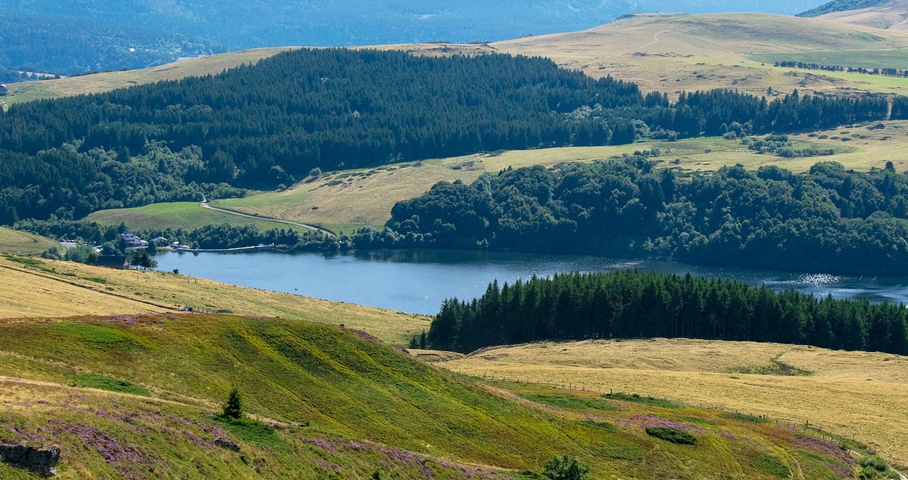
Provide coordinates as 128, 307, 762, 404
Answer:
222, 386, 243, 420
543, 455, 589, 480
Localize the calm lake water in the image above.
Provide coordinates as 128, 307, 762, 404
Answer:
153, 249, 908, 315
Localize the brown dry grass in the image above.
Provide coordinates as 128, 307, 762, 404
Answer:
440, 337, 908, 466
0, 254, 428, 344
0, 226, 60, 255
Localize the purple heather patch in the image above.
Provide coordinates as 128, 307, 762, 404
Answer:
182, 430, 208, 447
63, 424, 156, 480
300, 436, 338, 455
793, 435, 851, 462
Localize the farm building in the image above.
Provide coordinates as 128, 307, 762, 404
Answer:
95, 256, 130, 269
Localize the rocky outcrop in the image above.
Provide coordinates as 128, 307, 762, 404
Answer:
0, 443, 60, 477
214, 437, 240, 452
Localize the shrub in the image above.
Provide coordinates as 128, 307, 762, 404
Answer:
543, 455, 589, 480
645, 427, 697, 445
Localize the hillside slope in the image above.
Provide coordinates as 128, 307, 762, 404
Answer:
0, 313, 869, 478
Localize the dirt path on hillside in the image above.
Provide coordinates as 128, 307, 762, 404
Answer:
200, 200, 335, 236
640, 30, 673, 49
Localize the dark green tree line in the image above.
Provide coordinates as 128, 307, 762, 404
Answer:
428, 270, 908, 355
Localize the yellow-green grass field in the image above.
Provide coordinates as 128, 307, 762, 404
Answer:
84, 201, 312, 233
0, 254, 427, 344
0, 226, 59, 255
440, 338, 908, 468
2, 48, 292, 105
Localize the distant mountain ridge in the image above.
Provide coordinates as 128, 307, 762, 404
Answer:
0, 12, 219, 76
798, 0, 890, 17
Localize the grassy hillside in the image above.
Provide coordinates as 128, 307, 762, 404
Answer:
492, 12, 908, 98
441, 338, 908, 469
0, 254, 427, 344
0, 313, 873, 479
0, 226, 59, 255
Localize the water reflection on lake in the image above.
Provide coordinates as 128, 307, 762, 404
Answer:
154, 249, 908, 315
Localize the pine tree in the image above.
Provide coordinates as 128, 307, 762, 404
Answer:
222, 386, 243, 420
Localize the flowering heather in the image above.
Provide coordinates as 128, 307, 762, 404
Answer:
314, 458, 341, 474
182, 430, 209, 447
300, 436, 338, 455
63, 424, 156, 480
616, 414, 705, 433
792, 434, 855, 477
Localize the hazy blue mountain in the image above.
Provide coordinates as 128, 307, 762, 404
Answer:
1, 0, 828, 75
797, 0, 890, 17
0, 13, 220, 76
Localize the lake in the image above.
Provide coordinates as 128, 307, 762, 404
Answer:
153, 249, 908, 315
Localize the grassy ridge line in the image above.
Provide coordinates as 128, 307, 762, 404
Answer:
0, 314, 865, 478
0, 254, 428, 344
